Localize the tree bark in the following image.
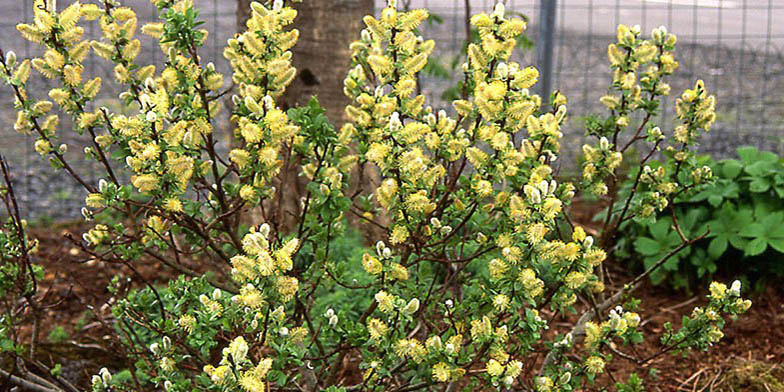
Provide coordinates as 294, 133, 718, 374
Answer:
237, 0, 373, 123
237, 0, 376, 235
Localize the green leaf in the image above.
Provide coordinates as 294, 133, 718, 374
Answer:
634, 237, 661, 256
744, 238, 768, 256
769, 238, 784, 253
707, 237, 727, 259
707, 194, 723, 208
740, 223, 765, 238
744, 160, 778, 177
748, 177, 771, 193
729, 236, 750, 250
649, 219, 671, 241
721, 159, 743, 179
737, 146, 760, 164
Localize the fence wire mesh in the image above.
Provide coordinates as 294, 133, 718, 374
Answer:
392, 0, 784, 162
0, 0, 782, 220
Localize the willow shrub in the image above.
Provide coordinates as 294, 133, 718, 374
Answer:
0, 0, 751, 391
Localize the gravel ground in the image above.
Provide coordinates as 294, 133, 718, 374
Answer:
0, 0, 782, 220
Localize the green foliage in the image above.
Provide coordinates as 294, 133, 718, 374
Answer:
623, 147, 784, 289
47, 325, 70, 344
616, 373, 645, 392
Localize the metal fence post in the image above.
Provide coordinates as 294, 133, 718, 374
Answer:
536, 0, 557, 106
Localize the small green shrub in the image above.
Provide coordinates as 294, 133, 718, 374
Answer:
621, 146, 784, 289
47, 326, 70, 344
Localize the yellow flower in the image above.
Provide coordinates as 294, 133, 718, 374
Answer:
34, 139, 51, 155
506, 360, 523, 378
239, 285, 265, 309
85, 193, 105, 208
585, 355, 605, 374
486, 359, 504, 377
405, 190, 435, 214
572, 226, 586, 243
470, 316, 492, 338
275, 276, 299, 300
163, 197, 183, 213
178, 314, 196, 333
141, 22, 164, 38
584, 248, 607, 266
239, 185, 257, 201
584, 321, 601, 349
466, 147, 488, 168
493, 294, 510, 312
374, 290, 396, 313
131, 174, 159, 193
525, 222, 547, 244
390, 263, 409, 281
561, 242, 581, 262
709, 281, 727, 301
564, 271, 586, 289
390, 224, 409, 245
367, 318, 388, 341
362, 253, 383, 275
519, 268, 544, 298
488, 258, 509, 280
474, 180, 492, 198
238, 373, 265, 392
432, 362, 450, 382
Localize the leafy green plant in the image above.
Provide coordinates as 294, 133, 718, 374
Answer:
624, 146, 784, 289
47, 326, 70, 344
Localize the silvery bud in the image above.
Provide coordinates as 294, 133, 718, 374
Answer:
100, 368, 112, 385
5, 51, 16, 67
404, 298, 420, 315
599, 136, 610, 150
493, 1, 505, 18
730, 280, 741, 296
584, 236, 594, 248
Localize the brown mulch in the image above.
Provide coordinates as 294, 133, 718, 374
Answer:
13, 223, 784, 390
586, 283, 784, 391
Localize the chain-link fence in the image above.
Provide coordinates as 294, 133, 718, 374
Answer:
401, 0, 784, 161
0, 0, 236, 221
0, 0, 782, 220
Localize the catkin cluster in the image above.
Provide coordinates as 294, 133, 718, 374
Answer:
0, 0, 750, 391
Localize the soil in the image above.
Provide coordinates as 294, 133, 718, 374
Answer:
9, 223, 784, 391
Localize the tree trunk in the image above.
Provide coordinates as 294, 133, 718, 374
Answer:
237, 0, 377, 237
237, 0, 373, 123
